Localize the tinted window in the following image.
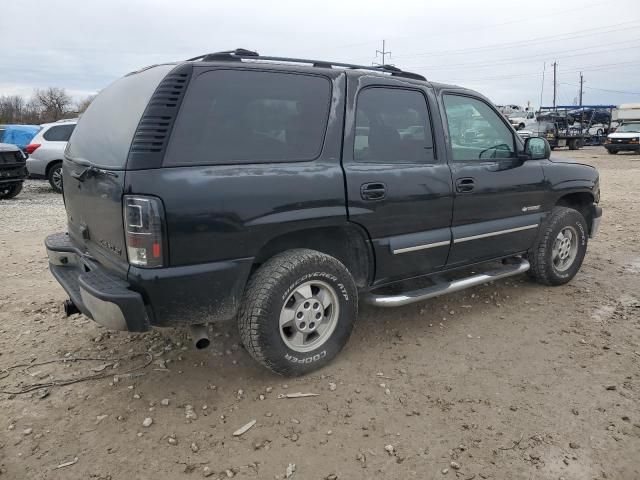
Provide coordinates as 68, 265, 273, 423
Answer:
43, 124, 75, 142
165, 70, 332, 165
354, 88, 434, 163
443, 95, 516, 161
66, 64, 175, 168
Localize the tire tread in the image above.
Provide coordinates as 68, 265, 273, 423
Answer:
238, 248, 356, 375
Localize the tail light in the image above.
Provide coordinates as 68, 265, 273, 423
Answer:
25, 143, 41, 155
123, 195, 166, 268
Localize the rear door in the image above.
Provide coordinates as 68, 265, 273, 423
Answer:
440, 92, 547, 267
342, 74, 453, 285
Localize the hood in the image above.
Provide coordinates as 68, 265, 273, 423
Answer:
608, 132, 640, 139
0, 142, 21, 153
547, 155, 595, 168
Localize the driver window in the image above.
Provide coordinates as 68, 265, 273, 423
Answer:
443, 94, 516, 161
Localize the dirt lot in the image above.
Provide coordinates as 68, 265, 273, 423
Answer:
1, 147, 639, 480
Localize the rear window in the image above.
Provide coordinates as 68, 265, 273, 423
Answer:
165, 69, 332, 165
43, 124, 75, 142
66, 64, 175, 169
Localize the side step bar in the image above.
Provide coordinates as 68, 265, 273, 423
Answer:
364, 258, 530, 308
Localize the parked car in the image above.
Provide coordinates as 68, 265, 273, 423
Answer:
25, 119, 77, 192
568, 108, 611, 126
46, 50, 602, 376
0, 142, 28, 199
508, 110, 536, 130
0, 124, 40, 152
604, 121, 640, 154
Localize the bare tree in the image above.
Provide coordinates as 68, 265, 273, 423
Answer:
76, 94, 96, 114
0, 95, 26, 123
33, 87, 72, 123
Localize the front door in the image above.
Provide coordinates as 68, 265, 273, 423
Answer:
440, 93, 548, 267
342, 73, 453, 285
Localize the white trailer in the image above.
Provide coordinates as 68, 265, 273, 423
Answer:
613, 103, 640, 122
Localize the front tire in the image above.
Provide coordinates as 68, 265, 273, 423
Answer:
238, 249, 358, 376
607, 149, 618, 155
48, 162, 63, 193
528, 207, 588, 286
0, 182, 23, 200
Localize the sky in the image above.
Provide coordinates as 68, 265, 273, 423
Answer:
1, 0, 639, 108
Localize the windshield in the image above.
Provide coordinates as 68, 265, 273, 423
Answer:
617, 123, 640, 133
508, 112, 524, 118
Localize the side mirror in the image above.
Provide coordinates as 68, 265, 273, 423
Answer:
524, 136, 550, 160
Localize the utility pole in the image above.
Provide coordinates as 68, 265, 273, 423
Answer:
375, 40, 391, 66
552, 61, 557, 109
579, 72, 584, 107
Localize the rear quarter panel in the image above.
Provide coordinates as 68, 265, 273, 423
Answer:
125, 70, 348, 267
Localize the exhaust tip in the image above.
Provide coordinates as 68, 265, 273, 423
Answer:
194, 337, 210, 350
189, 324, 211, 350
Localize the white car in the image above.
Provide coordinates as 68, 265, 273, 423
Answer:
25, 119, 77, 193
604, 121, 640, 155
508, 111, 536, 130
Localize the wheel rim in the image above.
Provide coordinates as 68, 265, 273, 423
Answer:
552, 226, 578, 272
52, 167, 63, 189
279, 280, 340, 353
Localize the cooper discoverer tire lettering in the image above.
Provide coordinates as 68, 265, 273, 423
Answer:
237, 249, 357, 376
527, 206, 588, 286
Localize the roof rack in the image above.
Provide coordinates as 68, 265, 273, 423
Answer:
186, 49, 426, 81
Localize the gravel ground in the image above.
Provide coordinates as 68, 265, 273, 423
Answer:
0, 147, 639, 480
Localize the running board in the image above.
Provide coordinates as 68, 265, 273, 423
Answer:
364, 258, 530, 308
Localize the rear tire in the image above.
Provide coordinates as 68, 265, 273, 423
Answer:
238, 249, 357, 376
528, 207, 588, 286
48, 162, 63, 193
0, 182, 23, 200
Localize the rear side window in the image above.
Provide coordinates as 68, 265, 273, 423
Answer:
165, 70, 332, 165
354, 87, 434, 163
43, 124, 75, 141
66, 64, 175, 169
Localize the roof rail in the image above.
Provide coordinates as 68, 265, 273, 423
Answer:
185, 49, 426, 81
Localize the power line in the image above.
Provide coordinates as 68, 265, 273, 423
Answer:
441, 60, 640, 83
286, 0, 611, 53
392, 20, 640, 60
403, 39, 640, 71
560, 82, 640, 96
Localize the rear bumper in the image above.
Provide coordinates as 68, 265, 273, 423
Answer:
45, 233, 150, 331
46, 232, 254, 331
26, 157, 48, 176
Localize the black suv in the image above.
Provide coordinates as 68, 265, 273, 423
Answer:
0, 142, 27, 199
46, 50, 602, 376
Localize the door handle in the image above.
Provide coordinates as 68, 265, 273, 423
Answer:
360, 182, 386, 201
455, 177, 475, 193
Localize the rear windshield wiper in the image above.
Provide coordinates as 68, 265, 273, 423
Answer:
70, 165, 119, 182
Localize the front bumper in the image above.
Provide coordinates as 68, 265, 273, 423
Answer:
0, 165, 27, 184
605, 144, 639, 152
45, 233, 150, 331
